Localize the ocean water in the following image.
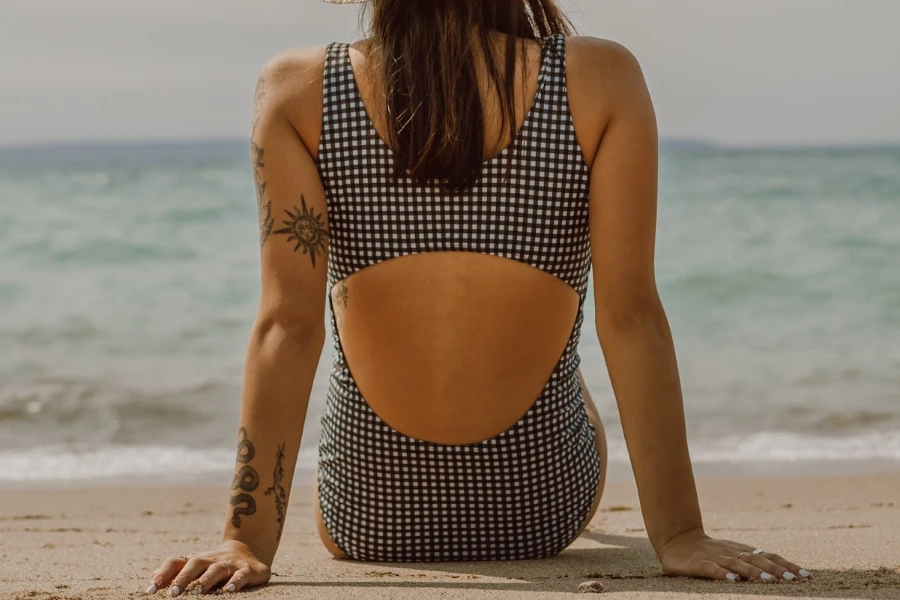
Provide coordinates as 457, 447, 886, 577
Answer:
1, 142, 899, 486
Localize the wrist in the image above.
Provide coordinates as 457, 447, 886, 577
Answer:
221, 537, 275, 567
655, 525, 707, 559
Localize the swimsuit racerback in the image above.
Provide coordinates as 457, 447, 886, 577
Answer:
315, 33, 601, 561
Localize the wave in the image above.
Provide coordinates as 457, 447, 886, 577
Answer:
0, 445, 319, 484
2, 431, 899, 485
0, 378, 243, 450
606, 430, 900, 464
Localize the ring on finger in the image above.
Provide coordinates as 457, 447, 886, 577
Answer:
738, 552, 749, 560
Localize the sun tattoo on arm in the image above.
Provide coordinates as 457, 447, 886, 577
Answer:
274, 195, 329, 268
251, 77, 274, 249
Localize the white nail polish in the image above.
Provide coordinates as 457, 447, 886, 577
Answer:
760, 573, 775, 582
726, 572, 738, 582
799, 569, 810, 578
226, 584, 236, 593
783, 572, 796, 581
192, 587, 202, 596
146, 584, 158, 594
170, 586, 182, 597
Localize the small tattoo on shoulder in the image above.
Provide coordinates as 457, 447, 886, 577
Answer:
255, 175, 274, 248
251, 141, 265, 170
251, 77, 266, 140
251, 76, 272, 249
334, 281, 349, 309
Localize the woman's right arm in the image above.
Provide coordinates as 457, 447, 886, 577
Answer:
146, 49, 330, 596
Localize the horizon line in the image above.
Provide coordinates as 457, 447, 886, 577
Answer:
1, 136, 899, 153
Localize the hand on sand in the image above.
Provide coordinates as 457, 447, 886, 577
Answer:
145, 540, 271, 596
659, 527, 811, 583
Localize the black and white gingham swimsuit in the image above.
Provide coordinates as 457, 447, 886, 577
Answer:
316, 33, 601, 562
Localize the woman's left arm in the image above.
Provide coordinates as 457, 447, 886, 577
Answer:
585, 39, 810, 584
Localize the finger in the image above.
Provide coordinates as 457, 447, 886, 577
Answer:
759, 551, 809, 580
740, 553, 790, 582
222, 567, 256, 593
697, 560, 741, 582
193, 561, 234, 595
170, 558, 212, 596
147, 557, 189, 594
722, 557, 766, 582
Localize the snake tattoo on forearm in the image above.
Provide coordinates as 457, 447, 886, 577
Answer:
229, 427, 259, 528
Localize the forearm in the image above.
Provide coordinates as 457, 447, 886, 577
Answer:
597, 299, 703, 557
221, 317, 325, 566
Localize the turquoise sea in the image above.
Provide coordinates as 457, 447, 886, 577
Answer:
1, 141, 898, 486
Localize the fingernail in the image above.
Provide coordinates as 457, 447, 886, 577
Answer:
170, 586, 182, 597
783, 572, 796, 581
146, 584, 158, 594
760, 573, 775, 582
191, 587, 202, 596
726, 572, 738, 582
799, 569, 811, 578
225, 584, 236, 593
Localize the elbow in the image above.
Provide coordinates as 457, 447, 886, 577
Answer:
251, 312, 326, 354
594, 293, 668, 341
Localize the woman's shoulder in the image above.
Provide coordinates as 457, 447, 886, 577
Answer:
564, 36, 651, 114
252, 44, 333, 135
251, 45, 332, 153
561, 36, 653, 166
256, 44, 330, 100
564, 35, 645, 81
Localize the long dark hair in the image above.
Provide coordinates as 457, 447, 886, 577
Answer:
360, 0, 574, 192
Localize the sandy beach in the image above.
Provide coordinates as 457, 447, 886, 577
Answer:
2, 472, 898, 599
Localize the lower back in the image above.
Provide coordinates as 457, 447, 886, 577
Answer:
332, 251, 581, 444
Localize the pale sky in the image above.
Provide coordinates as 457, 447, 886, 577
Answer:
1, 0, 898, 146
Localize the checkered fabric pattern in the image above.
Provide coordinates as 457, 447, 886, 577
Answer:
316, 33, 601, 561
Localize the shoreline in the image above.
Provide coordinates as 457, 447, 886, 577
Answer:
2, 457, 898, 491
2, 472, 898, 599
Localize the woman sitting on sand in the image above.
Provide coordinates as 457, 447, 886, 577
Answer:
147, 0, 810, 594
